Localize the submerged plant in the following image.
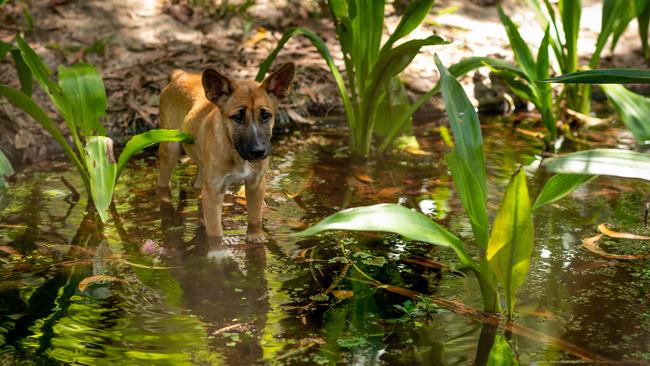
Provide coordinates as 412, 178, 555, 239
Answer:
256, 0, 446, 158
0, 36, 192, 222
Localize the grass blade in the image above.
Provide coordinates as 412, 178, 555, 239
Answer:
295, 203, 478, 271
85, 136, 117, 223
116, 129, 193, 178
497, 5, 537, 80
10, 49, 32, 96
486, 169, 534, 318
542, 69, 650, 84
544, 149, 650, 180
532, 174, 596, 211
559, 0, 581, 73
58, 63, 107, 137
380, 0, 434, 54
636, 0, 650, 58
435, 55, 489, 247
601, 84, 650, 142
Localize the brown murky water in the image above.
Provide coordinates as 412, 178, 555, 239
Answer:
1, 116, 649, 364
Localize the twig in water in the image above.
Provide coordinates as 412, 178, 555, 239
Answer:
60, 176, 80, 202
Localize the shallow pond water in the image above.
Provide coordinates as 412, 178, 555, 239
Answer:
1, 117, 650, 365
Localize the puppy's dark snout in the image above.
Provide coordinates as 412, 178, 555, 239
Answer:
250, 146, 266, 159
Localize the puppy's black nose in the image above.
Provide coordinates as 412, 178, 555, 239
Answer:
250, 147, 266, 159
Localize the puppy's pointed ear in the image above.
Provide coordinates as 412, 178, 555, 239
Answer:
261, 63, 295, 100
202, 68, 233, 105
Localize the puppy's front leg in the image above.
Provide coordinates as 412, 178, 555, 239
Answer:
245, 173, 266, 243
202, 185, 224, 239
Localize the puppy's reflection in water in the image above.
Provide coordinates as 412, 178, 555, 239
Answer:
159, 186, 269, 363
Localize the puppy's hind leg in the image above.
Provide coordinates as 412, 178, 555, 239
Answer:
157, 141, 181, 187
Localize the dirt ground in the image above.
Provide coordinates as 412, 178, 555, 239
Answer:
1, 0, 647, 165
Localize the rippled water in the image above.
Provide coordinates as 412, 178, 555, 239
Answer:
1, 117, 649, 364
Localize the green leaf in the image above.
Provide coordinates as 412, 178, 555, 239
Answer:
486, 169, 534, 318
487, 334, 520, 366
435, 55, 489, 247
58, 63, 107, 137
497, 5, 537, 81
0, 85, 87, 185
373, 78, 411, 142
85, 136, 117, 223
116, 129, 193, 178
10, 49, 32, 96
380, 0, 434, 54
535, 27, 556, 139
0, 40, 12, 60
559, 0, 581, 73
544, 149, 650, 181
295, 203, 478, 271
636, 0, 650, 59
15, 36, 70, 119
601, 84, 650, 142
0, 149, 13, 188
543, 68, 650, 84
591, 0, 635, 68
447, 152, 489, 249
532, 174, 596, 211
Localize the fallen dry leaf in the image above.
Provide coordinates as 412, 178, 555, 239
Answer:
331, 290, 353, 300
375, 187, 401, 199
597, 224, 650, 240
242, 27, 267, 48
286, 108, 315, 124
0, 246, 22, 259
78, 275, 125, 291
581, 234, 644, 260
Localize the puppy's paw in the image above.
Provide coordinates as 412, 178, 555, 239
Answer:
246, 232, 267, 244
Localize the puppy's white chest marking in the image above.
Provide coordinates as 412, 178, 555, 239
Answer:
231, 162, 254, 180
221, 162, 255, 188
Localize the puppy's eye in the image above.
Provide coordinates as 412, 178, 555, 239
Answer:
230, 110, 245, 124
261, 110, 272, 122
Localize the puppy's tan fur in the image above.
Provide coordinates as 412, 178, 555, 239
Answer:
157, 63, 295, 242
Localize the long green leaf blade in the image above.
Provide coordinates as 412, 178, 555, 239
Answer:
532, 174, 596, 211
543, 69, 650, 84
601, 84, 650, 142
636, 0, 650, 58
10, 49, 32, 96
487, 169, 534, 317
85, 136, 117, 223
116, 129, 193, 178
544, 149, 650, 180
498, 5, 537, 80
380, 0, 434, 54
559, 0, 581, 73
295, 203, 478, 271
58, 63, 107, 137
435, 54, 489, 247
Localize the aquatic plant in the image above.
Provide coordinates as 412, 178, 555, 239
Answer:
525, 0, 650, 114
0, 150, 13, 188
256, 0, 446, 158
543, 68, 650, 144
297, 58, 650, 316
297, 56, 532, 316
0, 36, 192, 222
